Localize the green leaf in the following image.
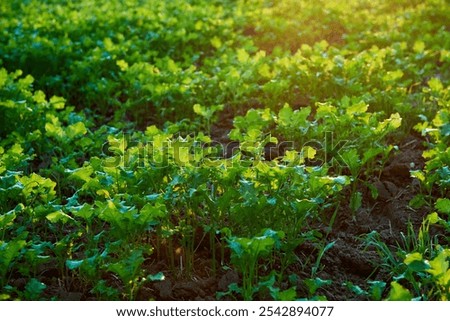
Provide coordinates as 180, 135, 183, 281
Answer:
144, 194, 160, 201
333, 176, 349, 185
0, 294, 10, 300
116, 59, 129, 71
376, 113, 402, 132
413, 41, 425, 53
312, 241, 336, 276
0, 68, 7, 88
46, 210, 74, 224
45, 122, 65, 140
107, 250, 145, 284
362, 147, 383, 164
302, 146, 316, 160
409, 194, 426, 209
66, 165, 94, 182
278, 104, 310, 128
210, 36, 222, 49
428, 78, 443, 92
32, 90, 47, 104
0, 211, 16, 230
228, 238, 246, 258
404, 252, 430, 272
0, 239, 26, 274
278, 104, 293, 126
344, 281, 368, 296
49, 96, 65, 109
193, 104, 206, 117
386, 282, 412, 301
71, 203, 95, 221
66, 259, 84, 270
427, 251, 449, 278
283, 150, 300, 164
140, 202, 167, 223
425, 212, 441, 224
275, 287, 297, 301
404, 252, 423, 264
258, 63, 272, 78
383, 70, 403, 82
316, 102, 337, 119
440, 123, 450, 137
341, 149, 360, 174
24, 278, 46, 300
350, 192, 362, 212
237, 48, 249, 63
368, 281, 386, 301
96, 189, 110, 198
67, 122, 87, 139
18, 173, 57, 202
387, 113, 402, 129
346, 101, 368, 116
366, 182, 379, 199
293, 199, 317, 214
145, 125, 160, 137
435, 198, 450, 215
305, 278, 332, 296
146, 271, 165, 282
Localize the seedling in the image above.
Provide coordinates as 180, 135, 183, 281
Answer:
223, 228, 284, 300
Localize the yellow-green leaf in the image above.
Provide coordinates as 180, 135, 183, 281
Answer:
237, 48, 250, 63
427, 251, 449, 277
387, 282, 412, 301
404, 252, 422, 265
210, 36, 222, 49
413, 41, 425, 53
46, 211, 74, 224
50, 96, 65, 109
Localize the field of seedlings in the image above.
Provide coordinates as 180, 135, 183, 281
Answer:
0, 0, 449, 301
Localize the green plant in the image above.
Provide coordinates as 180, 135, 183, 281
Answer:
366, 212, 450, 300
0, 0, 448, 302
106, 247, 164, 300
0, 238, 26, 288
193, 104, 224, 134
221, 228, 284, 300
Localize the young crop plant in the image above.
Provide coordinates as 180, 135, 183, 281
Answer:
1, 0, 449, 302
193, 103, 224, 134
219, 228, 285, 300
106, 248, 164, 300
412, 79, 450, 205
0, 0, 247, 123
389, 247, 450, 301
365, 210, 450, 301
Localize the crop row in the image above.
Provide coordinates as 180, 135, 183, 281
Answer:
0, 0, 449, 300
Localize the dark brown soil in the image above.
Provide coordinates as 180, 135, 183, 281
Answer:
313, 137, 429, 300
